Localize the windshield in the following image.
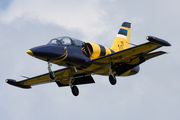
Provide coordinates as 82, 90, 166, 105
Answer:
71, 38, 83, 46
60, 37, 72, 45
48, 37, 83, 46
48, 39, 61, 45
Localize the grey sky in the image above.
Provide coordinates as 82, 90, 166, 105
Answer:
0, 0, 179, 120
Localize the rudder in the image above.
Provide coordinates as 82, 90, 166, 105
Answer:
111, 22, 131, 52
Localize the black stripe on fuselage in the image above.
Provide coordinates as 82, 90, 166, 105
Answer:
99, 44, 106, 57
110, 49, 115, 54
118, 31, 127, 36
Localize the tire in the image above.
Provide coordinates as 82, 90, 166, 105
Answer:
109, 75, 116, 85
49, 72, 55, 80
71, 86, 79, 96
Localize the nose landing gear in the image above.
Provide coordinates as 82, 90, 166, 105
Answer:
47, 61, 55, 80
47, 61, 79, 96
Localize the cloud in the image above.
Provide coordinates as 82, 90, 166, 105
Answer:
0, 0, 107, 39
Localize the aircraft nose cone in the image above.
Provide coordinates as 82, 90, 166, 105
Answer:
26, 45, 67, 61
27, 50, 33, 56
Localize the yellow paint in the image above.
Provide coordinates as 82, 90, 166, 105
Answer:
127, 57, 140, 65
111, 26, 131, 52
104, 46, 112, 55
56, 69, 70, 80
87, 64, 100, 71
53, 53, 67, 63
52, 47, 68, 63
84, 43, 112, 59
121, 70, 131, 76
94, 68, 109, 75
59, 79, 75, 85
27, 50, 33, 56
81, 47, 88, 55
85, 43, 101, 59
63, 69, 71, 77
90, 43, 101, 59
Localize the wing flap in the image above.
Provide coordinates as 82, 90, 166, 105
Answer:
144, 51, 167, 60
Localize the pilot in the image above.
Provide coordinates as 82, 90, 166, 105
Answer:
56, 40, 61, 45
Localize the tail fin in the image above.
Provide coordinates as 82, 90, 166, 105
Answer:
111, 22, 131, 52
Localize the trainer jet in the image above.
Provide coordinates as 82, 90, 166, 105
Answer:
6, 22, 171, 96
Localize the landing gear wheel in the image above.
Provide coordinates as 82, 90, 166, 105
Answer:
109, 75, 116, 85
71, 86, 79, 96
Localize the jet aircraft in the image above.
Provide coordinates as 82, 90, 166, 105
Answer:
6, 22, 171, 96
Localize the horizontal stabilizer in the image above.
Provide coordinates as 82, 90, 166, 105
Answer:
6, 79, 31, 89
144, 51, 167, 60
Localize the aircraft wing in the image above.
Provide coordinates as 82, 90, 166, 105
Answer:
89, 37, 171, 65
6, 67, 95, 89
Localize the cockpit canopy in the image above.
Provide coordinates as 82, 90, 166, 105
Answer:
47, 36, 84, 46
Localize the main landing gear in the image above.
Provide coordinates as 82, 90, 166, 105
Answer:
109, 74, 116, 85
109, 63, 117, 85
47, 61, 79, 96
68, 77, 79, 96
71, 85, 79, 96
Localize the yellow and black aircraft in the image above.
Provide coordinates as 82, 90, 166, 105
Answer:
6, 22, 171, 96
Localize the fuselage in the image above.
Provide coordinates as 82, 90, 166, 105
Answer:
27, 36, 139, 76
29, 44, 90, 67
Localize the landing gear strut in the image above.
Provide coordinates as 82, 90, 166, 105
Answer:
47, 61, 55, 80
47, 61, 79, 96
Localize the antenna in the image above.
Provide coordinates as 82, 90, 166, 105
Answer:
128, 42, 137, 46
20, 75, 30, 79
